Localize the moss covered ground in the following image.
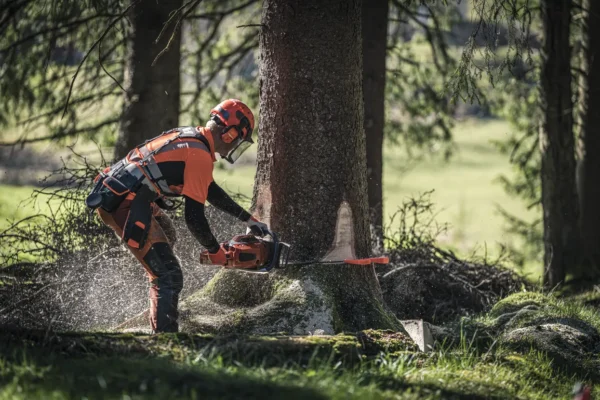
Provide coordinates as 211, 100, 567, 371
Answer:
1, 292, 597, 400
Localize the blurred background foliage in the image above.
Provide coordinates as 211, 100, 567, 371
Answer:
0, 0, 553, 279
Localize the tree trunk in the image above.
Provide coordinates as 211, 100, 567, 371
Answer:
177, 0, 400, 335
539, 0, 579, 288
255, 0, 370, 261
575, 0, 600, 279
114, 0, 182, 159
362, 0, 389, 252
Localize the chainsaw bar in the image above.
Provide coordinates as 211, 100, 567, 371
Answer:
285, 256, 389, 267
200, 229, 387, 273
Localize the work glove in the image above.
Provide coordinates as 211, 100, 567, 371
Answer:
246, 216, 269, 236
202, 245, 228, 266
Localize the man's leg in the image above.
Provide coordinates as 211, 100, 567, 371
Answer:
98, 201, 184, 333
143, 242, 183, 333
152, 204, 178, 248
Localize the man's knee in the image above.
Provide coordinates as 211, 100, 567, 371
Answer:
143, 242, 183, 293
154, 213, 178, 248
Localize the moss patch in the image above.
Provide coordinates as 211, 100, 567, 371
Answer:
456, 291, 600, 377
202, 269, 276, 308
488, 292, 548, 318
151, 265, 403, 336
0, 326, 591, 399
0, 328, 417, 367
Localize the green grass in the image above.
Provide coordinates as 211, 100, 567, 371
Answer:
0, 350, 573, 400
0, 185, 53, 230
0, 327, 586, 400
384, 118, 535, 254
1, 288, 597, 399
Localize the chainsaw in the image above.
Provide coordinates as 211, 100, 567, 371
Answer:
199, 229, 291, 273
199, 228, 389, 273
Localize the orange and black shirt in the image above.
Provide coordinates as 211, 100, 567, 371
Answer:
137, 127, 251, 252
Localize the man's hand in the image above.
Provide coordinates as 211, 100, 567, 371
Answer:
201, 245, 228, 266
246, 216, 269, 236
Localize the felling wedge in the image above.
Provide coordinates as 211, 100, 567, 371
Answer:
199, 229, 389, 274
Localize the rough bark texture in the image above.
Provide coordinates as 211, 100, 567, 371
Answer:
235, 0, 398, 333
539, 0, 579, 288
114, 0, 182, 159
362, 0, 388, 251
576, 0, 600, 279
255, 0, 369, 260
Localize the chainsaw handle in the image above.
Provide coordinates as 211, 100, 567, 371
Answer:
259, 228, 280, 272
263, 228, 276, 241
343, 257, 389, 265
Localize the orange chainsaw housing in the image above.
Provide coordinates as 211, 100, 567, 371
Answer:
200, 234, 273, 269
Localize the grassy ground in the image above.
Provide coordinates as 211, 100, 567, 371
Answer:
0, 185, 53, 230
1, 291, 594, 400
0, 345, 573, 400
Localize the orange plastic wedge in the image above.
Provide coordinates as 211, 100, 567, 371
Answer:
343, 257, 389, 265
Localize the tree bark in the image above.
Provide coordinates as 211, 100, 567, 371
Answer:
114, 0, 182, 159
255, 0, 370, 261
245, 0, 398, 332
576, 0, 600, 279
539, 0, 579, 288
362, 0, 389, 252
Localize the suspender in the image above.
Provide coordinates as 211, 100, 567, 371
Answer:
128, 126, 211, 196
89, 126, 212, 248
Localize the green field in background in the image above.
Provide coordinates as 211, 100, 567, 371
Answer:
0, 117, 539, 277
0, 185, 54, 230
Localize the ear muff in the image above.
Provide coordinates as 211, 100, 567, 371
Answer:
221, 127, 239, 144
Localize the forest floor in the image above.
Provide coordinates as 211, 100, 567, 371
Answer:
1, 291, 598, 399
0, 117, 539, 278
1, 115, 596, 399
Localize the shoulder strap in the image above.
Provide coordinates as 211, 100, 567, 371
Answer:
134, 126, 210, 163
177, 126, 211, 150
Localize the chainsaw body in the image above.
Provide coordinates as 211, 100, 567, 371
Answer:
200, 230, 290, 272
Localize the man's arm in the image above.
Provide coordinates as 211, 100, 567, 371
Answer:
184, 196, 220, 253
206, 182, 252, 222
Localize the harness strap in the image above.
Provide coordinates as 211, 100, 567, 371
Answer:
91, 126, 211, 204
145, 160, 175, 195
129, 126, 211, 196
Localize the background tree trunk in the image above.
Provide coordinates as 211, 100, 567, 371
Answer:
576, 0, 600, 279
362, 0, 389, 252
114, 0, 182, 159
539, 0, 579, 288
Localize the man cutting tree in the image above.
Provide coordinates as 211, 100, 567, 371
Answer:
86, 99, 268, 333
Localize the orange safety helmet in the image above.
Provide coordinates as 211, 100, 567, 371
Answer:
210, 99, 255, 164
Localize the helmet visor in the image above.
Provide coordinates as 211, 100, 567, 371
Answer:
223, 138, 253, 164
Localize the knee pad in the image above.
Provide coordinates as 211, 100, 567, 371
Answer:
143, 242, 183, 292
